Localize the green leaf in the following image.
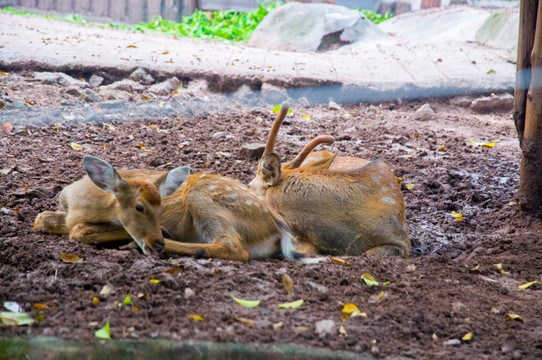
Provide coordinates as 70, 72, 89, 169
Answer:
271, 104, 292, 114
0, 312, 34, 326
123, 296, 132, 305
278, 299, 303, 309
231, 296, 260, 308
95, 322, 111, 340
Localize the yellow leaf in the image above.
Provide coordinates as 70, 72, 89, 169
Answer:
70, 143, 83, 151
493, 263, 502, 270
162, 51, 170, 55
1, 72, 8, 75
396, 177, 406, 183
231, 296, 260, 308
31, 303, 49, 310
339, 325, 347, 336
133, 307, 139, 312
518, 280, 539, 289
149, 279, 160, 284
487, 69, 496, 74
188, 314, 204, 321
60, 253, 83, 263
462, 332, 473, 341
506, 313, 523, 322
271, 104, 292, 114
104, 123, 115, 130
235, 317, 255, 326
452, 211, 463, 221
482, 142, 496, 148
302, 114, 312, 121
331, 257, 350, 266
95, 322, 111, 340
405, 184, 415, 190
414, 134, 420, 138
437, 146, 446, 151
278, 299, 303, 309
342, 303, 360, 314
141, 96, 152, 100
341, 303, 367, 320
93, 297, 100, 304
126, 44, 137, 48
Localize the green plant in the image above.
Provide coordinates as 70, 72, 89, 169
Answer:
355, 9, 394, 24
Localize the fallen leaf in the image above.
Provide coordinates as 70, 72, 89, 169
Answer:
341, 303, 367, 320
432, 333, 439, 344
60, 253, 83, 263
1, 72, 8, 75
93, 297, 100, 304
302, 115, 312, 121
405, 184, 415, 190
164, 267, 184, 275
468, 264, 480, 273
462, 332, 473, 341
0, 312, 34, 326
95, 322, 111, 340
162, 51, 170, 55
235, 317, 255, 326
188, 314, 204, 321
137, 293, 147, 301
123, 296, 132, 305
330, 257, 350, 266
141, 96, 152, 100
32, 303, 49, 310
273, 322, 283, 330
339, 325, 347, 336
100, 285, 113, 297
126, 44, 137, 48
437, 146, 446, 151
149, 279, 160, 284
506, 313, 523, 322
396, 177, 406, 183
451, 211, 463, 221
282, 274, 294, 296
104, 123, 115, 130
278, 299, 303, 309
70, 143, 83, 151
271, 104, 292, 115
295, 326, 310, 334
231, 296, 260, 308
518, 280, 538, 290
361, 273, 379, 286
482, 142, 496, 148
3, 123, 13, 132
487, 69, 496, 74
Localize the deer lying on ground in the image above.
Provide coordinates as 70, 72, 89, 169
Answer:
34, 156, 315, 262
249, 103, 410, 256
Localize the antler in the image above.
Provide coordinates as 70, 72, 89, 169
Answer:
263, 101, 290, 157
287, 135, 335, 169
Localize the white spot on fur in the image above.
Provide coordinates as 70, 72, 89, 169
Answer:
381, 197, 395, 204
229, 193, 238, 200
372, 175, 380, 184
245, 200, 253, 206
200, 173, 206, 178
208, 185, 217, 190
390, 183, 397, 189
381, 186, 387, 192
225, 186, 232, 191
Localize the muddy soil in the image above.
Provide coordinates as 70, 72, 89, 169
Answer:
1, 73, 541, 359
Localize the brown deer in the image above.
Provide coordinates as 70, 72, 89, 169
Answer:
34, 156, 317, 262
249, 103, 410, 256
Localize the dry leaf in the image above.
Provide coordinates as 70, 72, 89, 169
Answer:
518, 280, 538, 289
60, 253, 83, 263
100, 285, 112, 297
231, 296, 260, 308
339, 325, 347, 336
462, 332, 473, 341
452, 211, 463, 221
282, 274, 294, 296
302, 115, 312, 121
273, 322, 283, 330
31, 303, 48, 310
405, 184, 415, 190
506, 313, 523, 322
126, 44, 137, 48
235, 317, 255, 326
137, 293, 147, 301
396, 177, 406, 183
164, 267, 184, 275
70, 143, 83, 151
93, 297, 100, 304
432, 333, 439, 344
468, 264, 480, 273
437, 146, 446, 151
188, 314, 204, 321
149, 279, 160, 284
331, 257, 350, 266
278, 299, 303, 309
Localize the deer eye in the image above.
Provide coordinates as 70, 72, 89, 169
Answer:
135, 204, 144, 213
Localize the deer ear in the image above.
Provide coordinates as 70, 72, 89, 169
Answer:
155, 166, 190, 198
260, 153, 281, 187
84, 156, 125, 195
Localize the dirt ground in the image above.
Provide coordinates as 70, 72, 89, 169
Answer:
1, 71, 541, 359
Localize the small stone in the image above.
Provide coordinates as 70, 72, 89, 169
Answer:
149, 77, 180, 96
186, 79, 208, 96
449, 96, 472, 107
470, 93, 513, 114
129, 67, 154, 85
240, 143, 266, 159
370, 345, 380, 356
34, 72, 58, 85
298, 96, 310, 108
66, 86, 81, 97
261, 83, 288, 104
315, 319, 336, 338
307, 281, 328, 293
100, 79, 144, 93
328, 101, 342, 111
97, 89, 132, 101
184, 287, 195, 300
443, 339, 461, 346
89, 74, 104, 88
233, 84, 253, 98
100, 100, 126, 110
411, 103, 434, 121
452, 301, 467, 314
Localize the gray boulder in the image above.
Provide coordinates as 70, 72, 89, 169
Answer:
249, 3, 389, 52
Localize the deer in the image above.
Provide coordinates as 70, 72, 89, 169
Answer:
249, 102, 411, 256
34, 156, 318, 262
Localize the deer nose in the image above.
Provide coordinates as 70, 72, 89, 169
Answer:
154, 239, 165, 254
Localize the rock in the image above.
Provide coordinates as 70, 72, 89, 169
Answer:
80, 89, 101, 103
449, 96, 472, 108
328, 101, 342, 111
99, 79, 144, 93
184, 287, 195, 300
443, 339, 461, 346
34, 72, 88, 88
100, 100, 126, 110
129, 67, 154, 85
307, 281, 328, 293
411, 103, 434, 121
470, 94, 513, 114
149, 77, 180, 96
34, 72, 58, 85
249, 3, 389, 52
315, 319, 336, 338
89, 74, 104, 88
233, 84, 253, 99
66, 86, 81, 97
186, 79, 208, 96
261, 83, 288, 104
240, 143, 266, 159
298, 96, 310, 108
97, 89, 132, 101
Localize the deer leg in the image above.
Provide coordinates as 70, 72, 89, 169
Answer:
69, 223, 132, 245
33, 211, 69, 235
164, 236, 250, 262
292, 236, 320, 256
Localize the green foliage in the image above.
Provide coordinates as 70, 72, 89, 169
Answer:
1, 3, 393, 43
355, 8, 394, 24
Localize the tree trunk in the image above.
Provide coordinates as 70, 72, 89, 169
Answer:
516, 0, 542, 212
